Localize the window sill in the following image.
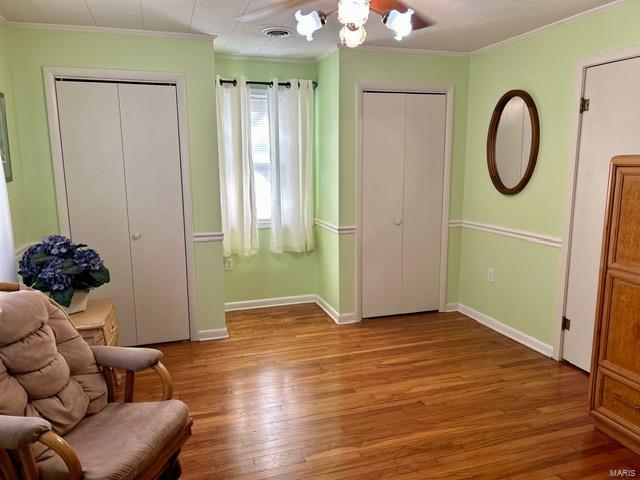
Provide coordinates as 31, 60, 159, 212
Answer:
257, 220, 271, 229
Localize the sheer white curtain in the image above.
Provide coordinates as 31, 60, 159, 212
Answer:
268, 79, 315, 254
216, 75, 258, 257
0, 174, 16, 281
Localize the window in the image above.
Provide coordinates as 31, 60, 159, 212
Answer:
249, 87, 271, 225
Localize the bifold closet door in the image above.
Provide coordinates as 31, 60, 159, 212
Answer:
56, 81, 138, 344
118, 84, 190, 345
57, 81, 190, 346
362, 92, 445, 318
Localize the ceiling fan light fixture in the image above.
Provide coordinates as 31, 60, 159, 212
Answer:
338, 0, 370, 28
384, 8, 414, 41
339, 24, 367, 48
295, 10, 325, 41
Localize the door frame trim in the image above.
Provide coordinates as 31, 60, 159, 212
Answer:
355, 82, 454, 321
42, 66, 199, 343
556, 45, 640, 362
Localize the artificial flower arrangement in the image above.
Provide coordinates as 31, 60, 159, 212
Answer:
18, 235, 110, 312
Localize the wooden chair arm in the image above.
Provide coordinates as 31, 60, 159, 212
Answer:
38, 431, 83, 480
124, 361, 174, 403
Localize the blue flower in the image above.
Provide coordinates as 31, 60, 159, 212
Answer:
72, 248, 104, 271
18, 244, 45, 279
42, 235, 76, 256
37, 258, 72, 291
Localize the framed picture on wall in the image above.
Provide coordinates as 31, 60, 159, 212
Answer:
0, 93, 12, 182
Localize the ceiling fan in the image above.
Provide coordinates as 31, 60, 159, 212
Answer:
237, 0, 434, 48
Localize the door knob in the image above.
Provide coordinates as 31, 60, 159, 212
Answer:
132, 233, 142, 240
394, 218, 402, 226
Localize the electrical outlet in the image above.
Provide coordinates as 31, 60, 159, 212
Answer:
224, 257, 234, 271
487, 267, 495, 282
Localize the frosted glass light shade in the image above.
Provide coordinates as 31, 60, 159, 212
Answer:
339, 25, 366, 48
295, 10, 324, 41
338, 0, 370, 28
385, 9, 414, 41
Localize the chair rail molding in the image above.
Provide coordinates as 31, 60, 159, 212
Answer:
448, 220, 562, 248
314, 218, 356, 235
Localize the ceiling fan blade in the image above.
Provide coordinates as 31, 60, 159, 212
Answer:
370, 0, 435, 30
237, 0, 315, 23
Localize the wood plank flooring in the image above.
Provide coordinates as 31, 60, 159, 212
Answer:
129, 304, 640, 479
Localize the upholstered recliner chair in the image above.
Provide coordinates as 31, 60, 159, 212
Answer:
0, 283, 192, 479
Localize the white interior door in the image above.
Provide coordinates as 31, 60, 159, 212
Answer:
402, 94, 446, 313
57, 81, 138, 345
362, 92, 405, 318
563, 56, 640, 371
361, 91, 446, 318
118, 84, 190, 345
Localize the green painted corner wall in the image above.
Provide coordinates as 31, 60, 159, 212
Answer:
216, 56, 319, 303
459, 1, 640, 346
4, 27, 225, 332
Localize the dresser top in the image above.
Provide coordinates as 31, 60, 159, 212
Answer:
70, 298, 115, 329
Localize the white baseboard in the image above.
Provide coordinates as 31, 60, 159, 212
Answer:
457, 304, 553, 357
225, 295, 316, 311
224, 294, 358, 325
445, 303, 459, 312
197, 327, 229, 341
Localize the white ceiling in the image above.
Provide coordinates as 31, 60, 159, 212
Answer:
0, 0, 617, 59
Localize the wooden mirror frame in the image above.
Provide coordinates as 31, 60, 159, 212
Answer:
486, 90, 540, 195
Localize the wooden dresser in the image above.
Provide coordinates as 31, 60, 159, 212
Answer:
589, 155, 640, 455
69, 298, 119, 346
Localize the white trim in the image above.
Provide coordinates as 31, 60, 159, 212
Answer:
193, 231, 224, 242
448, 220, 562, 248
471, 0, 626, 56
314, 218, 356, 235
355, 82, 454, 322
225, 294, 315, 311
215, 53, 318, 64
445, 303, 459, 313
42, 66, 201, 343
198, 327, 229, 341
555, 44, 640, 362
351, 45, 469, 58
5, 21, 216, 41
458, 304, 554, 357
314, 46, 339, 62
315, 295, 358, 325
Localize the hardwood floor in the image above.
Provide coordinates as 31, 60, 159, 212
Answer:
130, 304, 640, 479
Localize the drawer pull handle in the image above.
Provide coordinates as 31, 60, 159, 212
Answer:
614, 393, 640, 410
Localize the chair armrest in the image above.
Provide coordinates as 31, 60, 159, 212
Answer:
91, 346, 162, 372
0, 416, 51, 449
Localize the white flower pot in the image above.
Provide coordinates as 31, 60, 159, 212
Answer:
61, 291, 90, 315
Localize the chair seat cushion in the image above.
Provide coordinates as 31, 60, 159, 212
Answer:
37, 400, 189, 480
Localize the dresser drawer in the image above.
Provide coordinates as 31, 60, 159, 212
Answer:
596, 373, 640, 434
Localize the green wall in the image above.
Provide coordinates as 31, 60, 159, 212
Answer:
459, 1, 640, 346
4, 27, 225, 332
216, 56, 318, 302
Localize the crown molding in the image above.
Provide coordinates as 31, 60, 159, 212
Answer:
4, 21, 216, 41
346, 44, 470, 58
0, 13, 7, 26
215, 52, 318, 64
314, 45, 339, 62
471, 0, 627, 56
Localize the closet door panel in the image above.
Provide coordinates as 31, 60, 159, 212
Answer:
117, 84, 190, 344
56, 81, 138, 345
362, 92, 405, 318
402, 94, 446, 313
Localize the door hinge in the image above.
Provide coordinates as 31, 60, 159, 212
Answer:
562, 316, 571, 331
580, 97, 590, 113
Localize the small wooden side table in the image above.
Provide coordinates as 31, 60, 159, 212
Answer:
70, 298, 119, 347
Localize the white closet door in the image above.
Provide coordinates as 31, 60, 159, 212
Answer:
118, 84, 190, 345
402, 94, 446, 313
563, 56, 640, 371
56, 81, 138, 345
362, 92, 405, 318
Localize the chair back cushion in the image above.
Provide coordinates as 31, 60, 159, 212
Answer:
0, 290, 107, 435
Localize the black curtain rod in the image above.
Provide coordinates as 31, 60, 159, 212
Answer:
218, 78, 318, 89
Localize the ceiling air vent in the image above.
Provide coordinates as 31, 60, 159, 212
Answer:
261, 27, 293, 38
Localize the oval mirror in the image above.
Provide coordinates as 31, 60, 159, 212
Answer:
487, 90, 540, 195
